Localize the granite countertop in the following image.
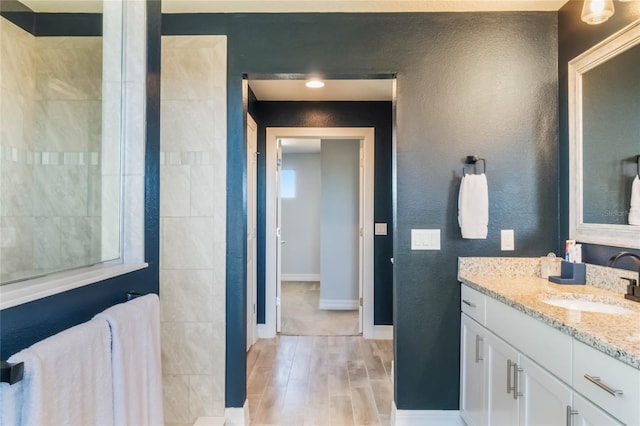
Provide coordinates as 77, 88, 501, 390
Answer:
459, 271, 640, 370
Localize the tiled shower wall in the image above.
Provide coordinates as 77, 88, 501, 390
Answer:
160, 36, 227, 424
0, 17, 102, 282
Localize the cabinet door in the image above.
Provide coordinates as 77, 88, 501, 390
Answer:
518, 355, 572, 426
460, 314, 487, 426
572, 393, 622, 426
486, 331, 519, 426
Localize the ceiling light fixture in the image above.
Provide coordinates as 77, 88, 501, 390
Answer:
581, 0, 615, 25
305, 79, 325, 89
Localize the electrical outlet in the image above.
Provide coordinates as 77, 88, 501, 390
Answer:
501, 229, 515, 251
375, 223, 388, 236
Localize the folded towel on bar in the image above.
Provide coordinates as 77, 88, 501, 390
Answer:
7, 319, 113, 426
95, 294, 164, 426
458, 173, 489, 239
630, 175, 640, 225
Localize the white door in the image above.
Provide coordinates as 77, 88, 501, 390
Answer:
246, 114, 258, 350
518, 355, 571, 426
486, 331, 519, 425
275, 139, 283, 333
460, 314, 487, 426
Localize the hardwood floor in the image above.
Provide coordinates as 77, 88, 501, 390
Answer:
247, 336, 394, 426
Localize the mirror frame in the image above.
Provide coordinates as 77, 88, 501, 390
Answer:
569, 19, 640, 249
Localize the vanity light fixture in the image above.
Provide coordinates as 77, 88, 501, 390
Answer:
581, 0, 615, 25
305, 79, 325, 89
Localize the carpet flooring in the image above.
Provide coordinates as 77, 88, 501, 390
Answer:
280, 282, 360, 336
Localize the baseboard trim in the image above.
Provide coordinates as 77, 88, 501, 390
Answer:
372, 325, 393, 340
193, 416, 225, 425
224, 400, 249, 425
257, 323, 274, 339
319, 299, 359, 310
391, 402, 463, 426
281, 273, 320, 282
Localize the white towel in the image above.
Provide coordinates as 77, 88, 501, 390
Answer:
9, 319, 114, 426
458, 173, 489, 239
0, 375, 21, 425
629, 175, 640, 226
95, 294, 164, 426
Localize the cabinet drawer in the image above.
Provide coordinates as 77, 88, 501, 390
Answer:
573, 340, 640, 426
486, 297, 572, 384
461, 285, 486, 325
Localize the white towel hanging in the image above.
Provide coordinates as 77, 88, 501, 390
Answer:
458, 173, 489, 239
629, 175, 640, 225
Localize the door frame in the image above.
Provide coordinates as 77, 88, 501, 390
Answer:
261, 127, 375, 338
246, 113, 258, 350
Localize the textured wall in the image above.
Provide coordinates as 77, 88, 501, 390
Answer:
164, 12, 559, 409
160, 35, 227, 424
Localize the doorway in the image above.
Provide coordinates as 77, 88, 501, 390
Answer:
279, 138, 362, 336
263, 127, 375, 338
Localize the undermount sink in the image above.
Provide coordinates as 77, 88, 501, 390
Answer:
540, 298, 635, 315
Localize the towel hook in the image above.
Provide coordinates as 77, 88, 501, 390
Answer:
462, 155, 486, 176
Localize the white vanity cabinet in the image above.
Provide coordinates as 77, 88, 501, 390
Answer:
459, 283, 637, 426
461, 314, 571, 426
460, 315, 487, 426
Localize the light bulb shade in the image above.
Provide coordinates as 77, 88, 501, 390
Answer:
581, 0, 615, 25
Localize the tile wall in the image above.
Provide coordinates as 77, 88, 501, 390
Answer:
160, 36, 227, 424
0, 18, 103, 282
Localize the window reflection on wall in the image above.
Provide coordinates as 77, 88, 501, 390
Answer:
0, 1, 121, 284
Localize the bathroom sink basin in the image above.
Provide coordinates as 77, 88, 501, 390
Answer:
540, 298, 634, 315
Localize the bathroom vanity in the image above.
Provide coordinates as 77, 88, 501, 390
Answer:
458, 258, 640, 426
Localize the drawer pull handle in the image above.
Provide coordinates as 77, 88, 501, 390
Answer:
475, 335, 483, 363
507, 359, 514, 394
566, 405, 579, 426
462, 299, 476, 308
584, 374, 623, 396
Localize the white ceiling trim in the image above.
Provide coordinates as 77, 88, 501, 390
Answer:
16, 0, 568, 15
163, 0, 568, 14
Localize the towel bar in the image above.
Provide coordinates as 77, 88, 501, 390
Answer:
126, 291, 145, 301
1, 360, 24, 384
463, 155, 486, 176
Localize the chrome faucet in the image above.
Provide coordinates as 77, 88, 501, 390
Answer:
608, 252, 640, 301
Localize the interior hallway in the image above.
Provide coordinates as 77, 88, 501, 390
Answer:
247, 336, 394, 426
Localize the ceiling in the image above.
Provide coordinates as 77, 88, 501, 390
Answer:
18, 0, 568, 14
249, 79, 394, 101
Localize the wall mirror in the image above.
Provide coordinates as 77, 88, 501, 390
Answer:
0, 0, 124, 284
569, 19, 640, 249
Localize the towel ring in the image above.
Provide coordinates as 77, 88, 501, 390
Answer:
462, 156, 486, 176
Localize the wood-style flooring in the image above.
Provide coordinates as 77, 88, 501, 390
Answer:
246, 336, 394, 426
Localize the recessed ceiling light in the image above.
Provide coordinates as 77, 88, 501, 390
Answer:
305, 79, 325, 89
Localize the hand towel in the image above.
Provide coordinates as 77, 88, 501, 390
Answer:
10, 319, 113, 426
629, 175, 640, 225
458, 173, 489, 239
95, 294, 164, 426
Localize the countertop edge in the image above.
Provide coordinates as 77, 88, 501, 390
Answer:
459, 277, 640, 370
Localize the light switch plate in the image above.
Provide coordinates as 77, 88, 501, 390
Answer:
411, 229, 441, 250
375, 223, 388, 236
501, 229, 515, 251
